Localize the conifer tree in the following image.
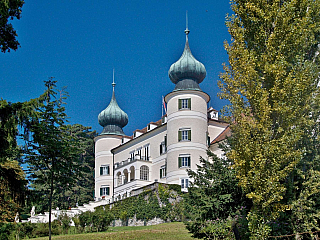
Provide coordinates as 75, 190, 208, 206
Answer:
219, 0, 320, 238
25, 78, 82, 239
185, 151, 245, 239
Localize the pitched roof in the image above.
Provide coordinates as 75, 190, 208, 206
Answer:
210, 125, 231, 144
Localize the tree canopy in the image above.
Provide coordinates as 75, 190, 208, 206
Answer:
0, 0, 24, 52
219, 0, 320, 238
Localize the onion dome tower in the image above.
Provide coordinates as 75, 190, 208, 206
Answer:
95, 75, 128, 201
98, 81, 128, 136
168, 26, 206, 91
165, 21, 210, 187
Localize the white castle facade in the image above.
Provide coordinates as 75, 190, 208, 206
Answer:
94, 28, 230, 202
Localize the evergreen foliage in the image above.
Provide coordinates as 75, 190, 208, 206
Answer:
219, 0, 320, 238
24, 78, 83, 239
184, 151, 246, 239
27, 124, 96, 212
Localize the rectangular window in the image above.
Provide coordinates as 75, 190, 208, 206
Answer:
160, 141, 166, 155
137, 148, 142, 157
100, 165, 110, 175
100, 186, 110, 196
178, 98, 191, 110
144, 145, 150, 160
178, 129, 191, 141
181, 179, 189, 189
178, 155, 191, 168
130, 151, 135, 161
160, 165, 166, 178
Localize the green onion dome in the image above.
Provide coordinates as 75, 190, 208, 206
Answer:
168, 29, 206, 91
98, 89, 128, 136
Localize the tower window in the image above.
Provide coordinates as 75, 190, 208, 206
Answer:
100, 165, 110, 175
100, 186, 110, 196
178, 155, 191, 168
179, 98, 191, 110
178, 129, 191, 141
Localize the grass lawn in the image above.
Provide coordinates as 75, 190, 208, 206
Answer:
30, 222, 194, 240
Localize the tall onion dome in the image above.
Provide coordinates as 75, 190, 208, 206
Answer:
98, 82, 128, 135
168, 27, 206, 91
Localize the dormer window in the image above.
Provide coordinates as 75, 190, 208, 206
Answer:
147, 123, 157, 131
179, 98, 191, 110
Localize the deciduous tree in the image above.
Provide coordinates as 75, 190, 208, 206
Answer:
219, 0, 320, 238
0, 0, 24, 52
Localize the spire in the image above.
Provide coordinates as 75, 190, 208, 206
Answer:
112, 69, 116, 91
184, 11, 190, 36
168, 14, 206, 91
98, 72, 128, 136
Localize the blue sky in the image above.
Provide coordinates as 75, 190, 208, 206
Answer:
0, 1, 232, 136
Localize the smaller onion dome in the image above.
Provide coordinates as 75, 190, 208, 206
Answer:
98, 82, 128, 136
168, 28, 206, 91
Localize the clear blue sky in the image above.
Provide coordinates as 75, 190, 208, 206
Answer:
0, 1, 232, 136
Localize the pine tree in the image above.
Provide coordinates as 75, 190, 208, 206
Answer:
29, 124, 96, 211
219, 0, 320, 238
184, 151, 245, 239
25, 78, 82, 239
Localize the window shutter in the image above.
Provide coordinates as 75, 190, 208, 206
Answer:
100, 167, 103, 175
188, 98, 191, 109
107, 166, 109, 175
100, 188, 103, 196
178, 99, 182, 109
178, 157, 182, 168
178, 131, 182, 141
186, 179, 189, 188
188, 157, 191, 167
160, 145, 162, 155
160, 169, 162, 178
188, 130, 191, 141
106, 187, 109, 196
164, 135, 167, 147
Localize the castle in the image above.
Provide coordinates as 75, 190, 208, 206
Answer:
94, 27, 230, 202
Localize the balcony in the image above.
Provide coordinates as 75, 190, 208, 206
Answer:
114, 155, 151, 170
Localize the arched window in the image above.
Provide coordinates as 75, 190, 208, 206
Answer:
140, 165, 149, 181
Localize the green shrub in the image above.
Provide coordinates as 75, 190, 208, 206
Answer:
92, 207, 113, 231
59, 213, 71, 234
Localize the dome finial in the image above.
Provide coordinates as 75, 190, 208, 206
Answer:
112, 68, 116, 91
184, 11, 190, 36
168, 13, 206, 91
98, 70, 128, 136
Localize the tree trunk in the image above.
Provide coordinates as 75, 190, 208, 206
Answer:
232, 222, 241, 240
48, 170, 54, 240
